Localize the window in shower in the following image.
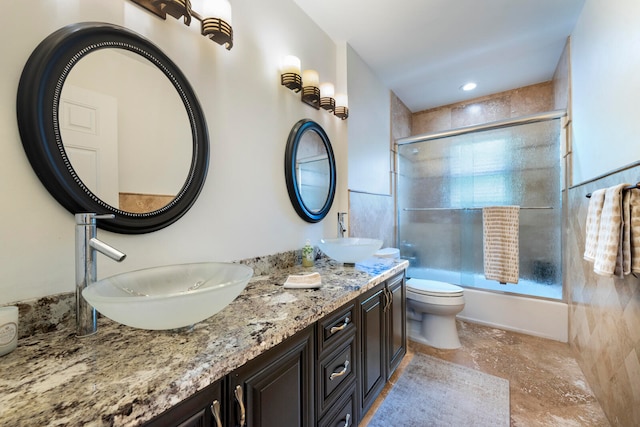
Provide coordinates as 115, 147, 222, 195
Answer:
397, 117, 563, 299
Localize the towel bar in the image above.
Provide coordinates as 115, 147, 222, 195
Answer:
586, 182, 640, 198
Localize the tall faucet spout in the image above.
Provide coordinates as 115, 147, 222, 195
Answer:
75, 213, 126, 337
89, 238, 126, 262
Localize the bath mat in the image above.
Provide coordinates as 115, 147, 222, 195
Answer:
367, 354, 510, 427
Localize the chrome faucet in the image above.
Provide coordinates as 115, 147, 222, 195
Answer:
75, 213, 126, 337
337, 212, 347, 238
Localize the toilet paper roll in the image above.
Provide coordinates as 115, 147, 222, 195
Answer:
0, 306, 18, 357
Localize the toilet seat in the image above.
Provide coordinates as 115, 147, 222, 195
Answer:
407, 278, 464, 297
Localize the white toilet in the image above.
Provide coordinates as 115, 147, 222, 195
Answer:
406, 278, 465, 349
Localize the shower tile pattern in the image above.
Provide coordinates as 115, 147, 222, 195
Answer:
567, 165, 640, 426
349, 190, 394, 247
412, 81, 554, 135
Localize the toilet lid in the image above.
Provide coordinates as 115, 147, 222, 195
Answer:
407, 278, 464, 297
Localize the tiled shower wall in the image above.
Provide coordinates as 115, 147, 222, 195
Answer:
567, 166, 640, 427
411, 81, 554, 135
350, 81, 556, 248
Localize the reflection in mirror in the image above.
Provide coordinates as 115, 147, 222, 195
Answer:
16, 22, 209, 233
285, 119, 336, 223
295, 129, 331, 213
60, 49, 192, 213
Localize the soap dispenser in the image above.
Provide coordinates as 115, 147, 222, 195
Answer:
302, 240, 314, 267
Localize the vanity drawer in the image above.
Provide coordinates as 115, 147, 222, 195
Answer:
318, 382, 357, 427
318, 335, 356, 415
318, 303, 355, 354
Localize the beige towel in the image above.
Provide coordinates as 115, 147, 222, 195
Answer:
629, 189, 640, 274
594, 184, 629, 276
482, 206, 519, 284
583, 189, 605, 262
616, 188, 632, 277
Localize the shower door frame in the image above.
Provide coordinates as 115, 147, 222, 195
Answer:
394, 109, 568, 301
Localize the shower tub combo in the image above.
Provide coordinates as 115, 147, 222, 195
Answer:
396, 111, 568, 342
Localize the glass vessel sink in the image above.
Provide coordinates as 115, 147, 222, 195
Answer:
82, 262, 253, 330
318, 238, 383, 264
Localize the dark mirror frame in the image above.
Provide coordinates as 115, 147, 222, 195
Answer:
16, 22, 209, 234
284, 119, 336, 223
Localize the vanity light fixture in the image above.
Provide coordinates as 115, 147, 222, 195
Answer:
130, 0, 233, 50
319, 82, 336, 112
280, 55, 302, 92
279, 59, 347, 119
301, 69, 321, 109
334, 94, 349, 120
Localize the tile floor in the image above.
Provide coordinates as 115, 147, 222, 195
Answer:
360, 321, 611, 426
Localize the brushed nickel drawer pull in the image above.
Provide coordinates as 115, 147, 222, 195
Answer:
330, 317, 350, 334
210, 400, 222, 427
234, 385, 246, 427
330, 358, 350, 381
343, 413, 351, 427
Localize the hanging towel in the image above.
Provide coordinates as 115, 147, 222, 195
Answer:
616, 188, 632, 277
583, 189, 605, 262
629, 189, 640, 275
593, 184, 629, 276
482, 206, 520, 284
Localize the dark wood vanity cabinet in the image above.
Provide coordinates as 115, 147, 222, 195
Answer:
228, 325, 315, 427
144, 271, 405, 427
357, 272, 407, 417
316, 303, 358, 426
386, 273, 407, 378
144, 379, 224, 427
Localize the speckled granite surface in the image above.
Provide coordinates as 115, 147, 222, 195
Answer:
0, 257, 407, 426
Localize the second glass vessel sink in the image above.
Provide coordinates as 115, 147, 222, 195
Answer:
318, 238, 383, 264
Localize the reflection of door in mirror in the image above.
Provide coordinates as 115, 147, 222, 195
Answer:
296, 130, 330, 213
60, 84, 120, 207
60, 49, 192, 213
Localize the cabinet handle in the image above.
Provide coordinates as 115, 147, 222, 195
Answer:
330, 357, 350, 381
330, 317, 350, 334
234, 385, 246, 427
210, 400, 222, 427
342, 413, 351, 427
383, 288, 390, 312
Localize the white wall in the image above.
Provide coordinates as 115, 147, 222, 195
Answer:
570, 0, 640, 185
346, 45, 391, 195
0, 0, 348, 304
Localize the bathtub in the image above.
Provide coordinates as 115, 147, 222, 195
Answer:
407, 267, 568, 342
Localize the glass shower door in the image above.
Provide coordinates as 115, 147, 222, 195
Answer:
397, 117, 562, 299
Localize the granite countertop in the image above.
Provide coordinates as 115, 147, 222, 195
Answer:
0, 258, 407, 426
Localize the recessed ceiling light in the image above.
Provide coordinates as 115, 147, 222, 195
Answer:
461, 82, 477, 91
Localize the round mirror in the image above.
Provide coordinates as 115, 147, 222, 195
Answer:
284, 119, 336, 223
16, 22, 209, 233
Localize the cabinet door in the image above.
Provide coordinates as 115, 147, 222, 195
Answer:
144, 379, 224, 427
357, 284, 386, 416
228, 325, 314, 427
386, 273, 406, 378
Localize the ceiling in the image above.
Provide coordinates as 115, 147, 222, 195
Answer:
294, 0, 586, 112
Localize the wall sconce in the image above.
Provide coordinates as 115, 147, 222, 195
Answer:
280, 57, 347, 119
319, 82, 335, 112
334, 94, 349, 120
280, 55, 302, 92
130, 0, 233, 50
301, 70, 320, 109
